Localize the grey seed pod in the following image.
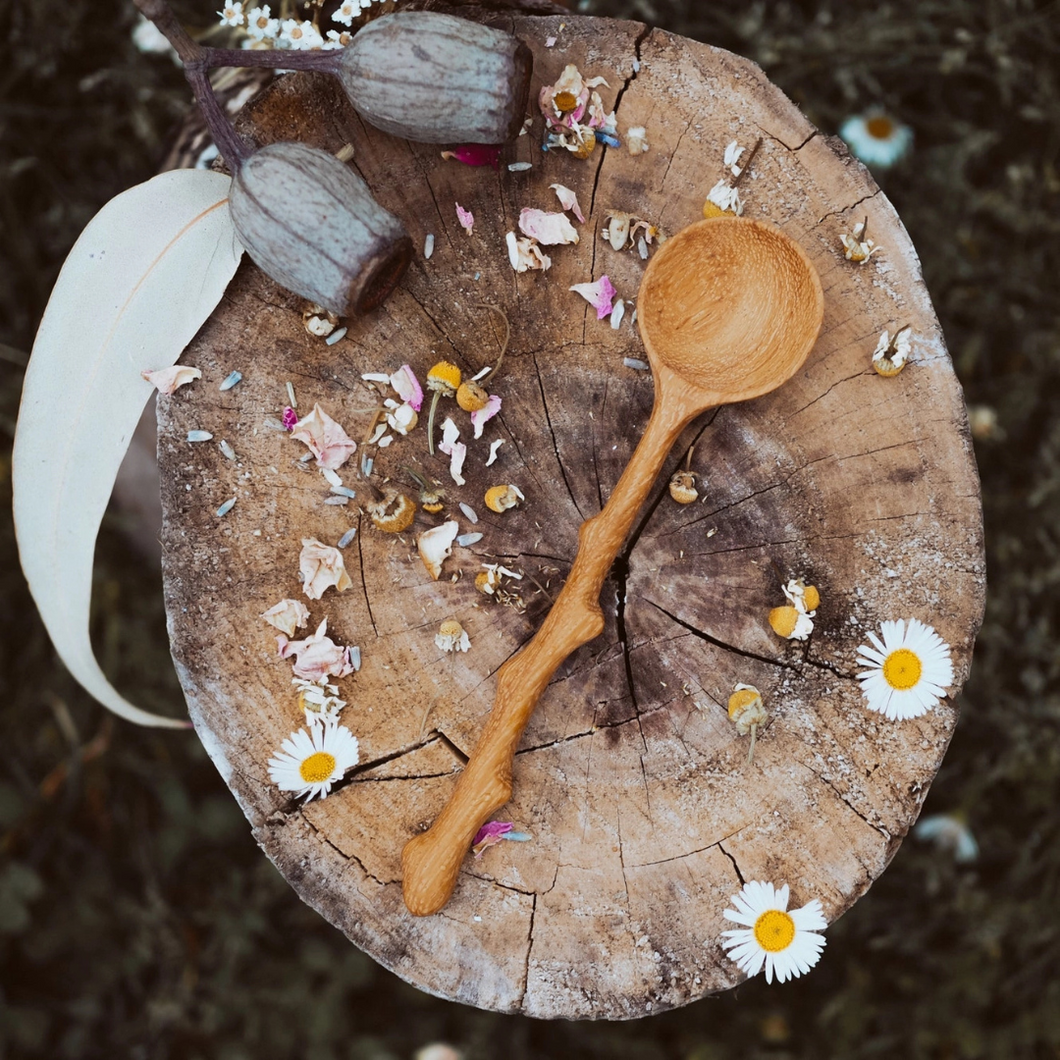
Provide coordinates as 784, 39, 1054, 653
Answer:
228, 142, 412, 317
337, 12, 533, 144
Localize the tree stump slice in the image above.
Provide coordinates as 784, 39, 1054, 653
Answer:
157, 14, 985, 1019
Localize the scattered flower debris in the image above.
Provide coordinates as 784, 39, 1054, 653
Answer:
424, 233, 435, 259
782, 578, 820, 615
438, 417, 467, 486
426, 361, 461, 455
570, 275, 617, 319
624, 357, 650, 371
669, 469, 698, 504
337, 528, 358, 549
294, 677, 346, 727
508, 161, 533, 172
505, 231, 551, 272
728, 683, 769, 763
626, 126, 649, 155
472, 820, 512, 856
282, 406, 298, 430
872, 326, 913, 376
720, 881, 827, 984
703, 180, 743, 218
769, 604, 813, 641
485, 439, 504, 466
539, 63, 616, 157
470, 394, 502, 439
142, 365, 201, 394
366, 487, 416, 533
218, 439, 236, 461
518, 208, 579, 245
215, 497, 236, 517
456, 203, 475, 236
187, 430, 213, 442
303, 302, 340, 338
485, 484, 524, 513
291, 403, 357, 470
219, 370, 243, 391
435, 618, 471, 653
840, 219, 881, 262
278, 617, 356, 682
418, 521, 459, 580
456, 532, 483, 547
391, 365, 424, 411
440, 144, 501, 169
268, 722, 359, 802
856, 618, 954, 720
610, 299, 626, 329
601, 211, 660, 253
325, 326, 347, 346
459, 502, 479, 524
549, 183, 586, 223
260, 597, 310, 637
299, 537, 352, 599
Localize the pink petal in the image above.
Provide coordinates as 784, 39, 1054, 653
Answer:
456, 203, 475, 235
390, 365, 423, 411
518, 208, 579, 246
569, 275, 617, 319
470, 393, 501, 439
281, 406, 298, 430
549, 183, 586, 223
473, 821, 514, 845
440, 144, 501, 169
290, 403, 357, 471
299, 538, 352, 600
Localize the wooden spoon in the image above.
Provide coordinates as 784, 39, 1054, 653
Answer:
402, 217, 825, 916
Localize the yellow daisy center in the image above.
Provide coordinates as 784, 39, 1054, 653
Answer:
867, 116, 895, 140
882, 647, 922, 690
299, 751, 336, 784
754, 909, 796, 953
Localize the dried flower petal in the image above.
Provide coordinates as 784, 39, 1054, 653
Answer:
505, 231, 552, 272
141, 365, 201, 394
569, 275, 617, 319
278, 618, 355, 683
290, 403, 357, 470
260, 598, 310, 637
440, 144, 501, 169
456, 203, 475, 235
470, 393, 502, 439
390, 364, 424, 411
299, 537, 353, 599
418, 520, 459, 580
518, 208, 579, 245
549, 183, 586, 223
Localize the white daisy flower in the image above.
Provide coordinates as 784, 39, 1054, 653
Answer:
279, 18, 323, 50
839, 112, 913, 168
704, 179, 743, 217
856, 618, 954, 720
268, 723, 359, 801
720, 881, 827, 983
217, 1, 245, 27
332, 0, 358, 25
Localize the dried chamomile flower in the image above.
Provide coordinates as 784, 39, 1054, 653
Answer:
299, 538, 352, 599
475, 563, 522, 597
485, 484, 524, 513
435, 619, 471, 653
268, 722, 359, 802
456, 380, 490, 412
872, 326, 913, 377
855, 618, 954, 720
782, 578, 820, 615
366, 486, 416, 533
703, 180, 743, 218
457, 303, 509, 420
769, 605, 813, 641
303, 302, 340, 338
294, 677, 346, 727
405, 467, 445, 514
728, 683, 769, 763
260, 597, 310, 637
669, 470, 698, 504
418, 520, 459, 580
840, 219, 881, 262
426, 360, 462, 455
720, 881, 827, 984
383, 398, 418, 434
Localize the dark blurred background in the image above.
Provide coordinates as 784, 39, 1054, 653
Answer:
1, 0, 1058, 1056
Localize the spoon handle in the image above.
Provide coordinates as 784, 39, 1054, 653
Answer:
402, 390, 699, 915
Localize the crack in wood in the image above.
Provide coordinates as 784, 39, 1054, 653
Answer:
530, 348, 586, 519
716, 841, 744, 886
816, 189, 883, 226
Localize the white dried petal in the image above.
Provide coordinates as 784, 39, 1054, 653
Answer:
417, 521, 459, 580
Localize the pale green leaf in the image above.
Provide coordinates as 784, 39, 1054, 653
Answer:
13, 169, 244, 728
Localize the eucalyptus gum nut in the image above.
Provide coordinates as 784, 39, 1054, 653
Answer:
337, 12, 533, 145
228, 142, 412, 317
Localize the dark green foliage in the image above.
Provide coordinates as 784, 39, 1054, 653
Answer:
2, 0, 1059, 1056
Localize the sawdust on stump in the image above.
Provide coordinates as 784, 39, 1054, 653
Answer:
157, 13, 985, 1019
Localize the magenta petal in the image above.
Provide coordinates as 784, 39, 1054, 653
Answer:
472, 821, 514, 846
446, 144, 501, 169
595, 275, 617, 318
282, 406, 298, 430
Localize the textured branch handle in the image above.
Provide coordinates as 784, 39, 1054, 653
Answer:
402, 387, 701, 915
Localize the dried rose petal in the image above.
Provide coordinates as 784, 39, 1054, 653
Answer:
505, 232, 551, 272
417, 521, 459, 580
440, 144, 501, 169
278, 618, 355, 682
290, 403, 357, 470
141, 365, 201, 394
390, 365, 423, 411
569, 275, 618, 320
299, 537, 352, 599
549, 183, 586, 223
281, 406, 298, 430
470, 393, 502, 439
260, 598, 310, 637
456, 203, 475, 235
518, 208, 579, 246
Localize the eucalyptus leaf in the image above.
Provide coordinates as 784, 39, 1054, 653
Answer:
13, 169, 243, 728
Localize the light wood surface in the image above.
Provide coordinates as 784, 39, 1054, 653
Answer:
157, 13, 984, 1018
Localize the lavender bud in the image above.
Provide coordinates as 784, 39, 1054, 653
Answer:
336, 12, 533, 145
228, 142, 412, 316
